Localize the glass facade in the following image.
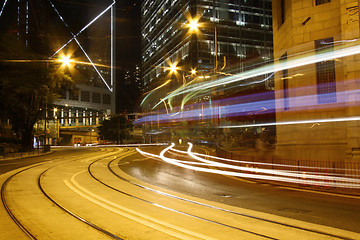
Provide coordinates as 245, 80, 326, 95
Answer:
141, 0, 273, 91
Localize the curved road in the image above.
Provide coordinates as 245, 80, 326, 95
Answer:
0, 146, 359, 239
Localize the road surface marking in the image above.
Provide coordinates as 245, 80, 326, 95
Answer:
64, 171, 214, 240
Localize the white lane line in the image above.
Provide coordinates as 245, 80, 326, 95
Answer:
64, 171, 214, 240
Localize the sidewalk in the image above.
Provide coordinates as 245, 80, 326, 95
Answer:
0, 149, 52, 161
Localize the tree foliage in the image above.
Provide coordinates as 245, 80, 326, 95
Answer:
98, 115, 133, 143
0, 33, 74, 151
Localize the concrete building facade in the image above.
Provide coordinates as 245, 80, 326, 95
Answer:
272, 0, 360, 162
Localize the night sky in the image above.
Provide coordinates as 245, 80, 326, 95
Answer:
115, 0, 141, 68
115, 0, 141, 113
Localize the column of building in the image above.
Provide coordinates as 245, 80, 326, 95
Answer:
342, 0, 360, 162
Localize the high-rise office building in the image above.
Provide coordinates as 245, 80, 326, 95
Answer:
0, 0, 115, 145
141, 0, 273, 93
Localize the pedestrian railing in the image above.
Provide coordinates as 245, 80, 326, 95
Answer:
0, 147, 47, 160
215, 146, 360, 195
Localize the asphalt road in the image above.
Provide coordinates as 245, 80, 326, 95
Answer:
121, 146, 360, 234
0, 146, 359, 239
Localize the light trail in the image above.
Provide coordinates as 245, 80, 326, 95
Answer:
0, 0, 8, 17
168, 72, 274, 111
136, 144, 360, 189
2, 59, 110, 68
135, 86, 359, 125
168, 146, 351, 174
153, 39, 360, 108
140, 79, 172, 106
186, 142, 360, 183
219, 116, 360, 129
74, 37, 112, 91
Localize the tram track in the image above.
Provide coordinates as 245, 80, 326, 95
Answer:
88, 150, 276, 240
104, 147, 356, 240
1, 163, 45, 240
38, 148, 124, 240
0, 148, 123, 240
2, 146, 359, 239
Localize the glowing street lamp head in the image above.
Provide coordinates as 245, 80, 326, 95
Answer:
59, 54, 73, 67
167, 62, 179, 74
188, 19, 199, 32
170, 64, 177, 73
191, 68, 197, 75
185, 14, 202, 35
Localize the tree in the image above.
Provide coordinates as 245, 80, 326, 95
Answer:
98, 115, 133, 143
0, 33, 74, 151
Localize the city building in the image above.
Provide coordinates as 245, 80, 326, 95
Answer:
141, 0, 273, 95
116, 65, 142, 113
0, 0, 116, 146
272, 0, 360, 162
52, 0, 116, 145
140, 0, 274, 144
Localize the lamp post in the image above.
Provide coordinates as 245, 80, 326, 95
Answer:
53, 107, 59, 144
185, 16, 220, 128
42, 54, 73, 149
44, 103, 47, 147
167, 61, 197, 85
186, 17, 218, 73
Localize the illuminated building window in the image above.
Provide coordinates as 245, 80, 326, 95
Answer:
315, 37, 336, 104
315, 0, 330, 6
81, 91, 90, 102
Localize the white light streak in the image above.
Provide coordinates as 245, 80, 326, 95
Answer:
219, 116, 360, 129
25, 0, 29, 47
0, 0, 8, 17
17, 0, 20, 39
154, 41, 360, 108
136, 143, 360, 189
111, 4, 114, 88
169, 146, 357, 177
74, 38, 112, 92
186, 143, 360, 183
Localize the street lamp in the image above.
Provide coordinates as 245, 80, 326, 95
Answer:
166, 62, 196, 86
58, 53, 75, 70
191, 68, 197, 75
168, 62, 179, 74
185, 16, 218, 72
188, 19, 200, 33
184, 16, 221, 127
